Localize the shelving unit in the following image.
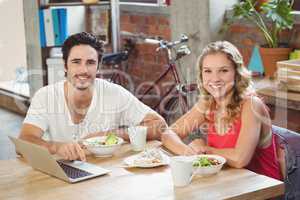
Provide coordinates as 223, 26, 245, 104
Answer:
40, 1, 111, 9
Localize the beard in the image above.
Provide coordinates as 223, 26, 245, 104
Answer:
69, 74, 95, 91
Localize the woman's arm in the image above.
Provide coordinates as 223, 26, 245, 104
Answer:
162, 101, 206, 155
206, 96, 267, 168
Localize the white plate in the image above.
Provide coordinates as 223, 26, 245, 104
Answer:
123, 150, 170, 168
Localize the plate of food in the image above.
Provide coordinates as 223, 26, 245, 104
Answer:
192, 154, 226, 176
83, 133, 123, 157
123, 148, 170, 168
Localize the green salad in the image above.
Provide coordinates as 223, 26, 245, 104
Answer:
104, 133, 118, 145
86, 133, 119, 146
192, 157, 221, 167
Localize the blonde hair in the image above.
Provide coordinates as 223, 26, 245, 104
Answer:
197, 41, 254, 122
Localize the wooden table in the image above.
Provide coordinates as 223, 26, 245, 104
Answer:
0, 141, 284, 200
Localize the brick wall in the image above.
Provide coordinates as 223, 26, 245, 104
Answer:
120, 11, 173, 107
90, 9, 174, 108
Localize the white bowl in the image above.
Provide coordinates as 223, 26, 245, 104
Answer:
192, 154, 226, 176
83, 136, 123, 157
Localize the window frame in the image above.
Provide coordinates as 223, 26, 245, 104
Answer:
119, 0, 166, 7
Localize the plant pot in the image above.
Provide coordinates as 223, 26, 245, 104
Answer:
259, 47, 292, 78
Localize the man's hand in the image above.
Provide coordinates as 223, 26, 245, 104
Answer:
52, 142, 86, 161
83, 131, 107, 139
83, 128, 129, 141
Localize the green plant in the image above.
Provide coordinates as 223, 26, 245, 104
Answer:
226, 0, 294, 48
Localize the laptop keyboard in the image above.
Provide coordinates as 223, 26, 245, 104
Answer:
57, 161, 93, 179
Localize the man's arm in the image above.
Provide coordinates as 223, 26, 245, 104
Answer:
84, 113, 167, 141
19, 123, 86, 161
19, 124, 54, 152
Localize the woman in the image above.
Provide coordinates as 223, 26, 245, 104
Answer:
162, 41, 283, 180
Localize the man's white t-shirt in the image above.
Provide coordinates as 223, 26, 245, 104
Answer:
24, 79, 155, 142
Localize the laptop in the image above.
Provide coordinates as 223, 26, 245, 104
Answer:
9, 136, 110, 183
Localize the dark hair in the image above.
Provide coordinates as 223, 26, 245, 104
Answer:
62, 32, 104, 68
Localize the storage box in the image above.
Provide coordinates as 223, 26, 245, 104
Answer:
46, 58, 65, 85
277, 59, 300, 93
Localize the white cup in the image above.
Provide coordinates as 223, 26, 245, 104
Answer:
170, 156, 194, 187
128, 126, 147, 151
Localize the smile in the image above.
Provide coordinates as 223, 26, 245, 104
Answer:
76, 75, 90, 80
208, 83, 224, 89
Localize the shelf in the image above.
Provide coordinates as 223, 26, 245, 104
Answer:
42, 46, 62, 48
40, 1, 110, 9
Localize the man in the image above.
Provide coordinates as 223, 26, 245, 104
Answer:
19, 32, 166, 161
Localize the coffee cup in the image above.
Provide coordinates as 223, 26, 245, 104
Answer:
170, 156, 194, 187
128, 126, 147, 151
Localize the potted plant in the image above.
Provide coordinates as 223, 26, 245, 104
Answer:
226, 0, 295, 77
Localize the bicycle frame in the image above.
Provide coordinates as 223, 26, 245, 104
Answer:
97, 58, 129, 86
100, 34, 197, 123
138, 35, 196, 119
98, 39, 134, 87
138, 64, 188, 112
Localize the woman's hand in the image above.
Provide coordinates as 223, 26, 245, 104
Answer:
181, 146, 197, 156
188, 138, 208, 154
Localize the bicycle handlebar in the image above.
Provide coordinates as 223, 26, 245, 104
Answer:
167, 34, 188, 47
144, 38, 161, 45
144, 34, 189, 50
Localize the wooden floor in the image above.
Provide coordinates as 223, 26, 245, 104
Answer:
0, 107, 24, 160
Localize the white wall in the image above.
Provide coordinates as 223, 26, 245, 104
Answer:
0, 0, 27, 81
170, 0, 210, 83
0, 0, 85, 83
209, 0, 237, 40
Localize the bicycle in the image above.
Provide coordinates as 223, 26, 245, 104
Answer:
138, 34, 198, 124
99, 35, 198, 124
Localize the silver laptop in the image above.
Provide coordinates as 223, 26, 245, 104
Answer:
9, 136, 110, 183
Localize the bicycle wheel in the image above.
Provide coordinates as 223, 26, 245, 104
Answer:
163, 97, 187, 125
